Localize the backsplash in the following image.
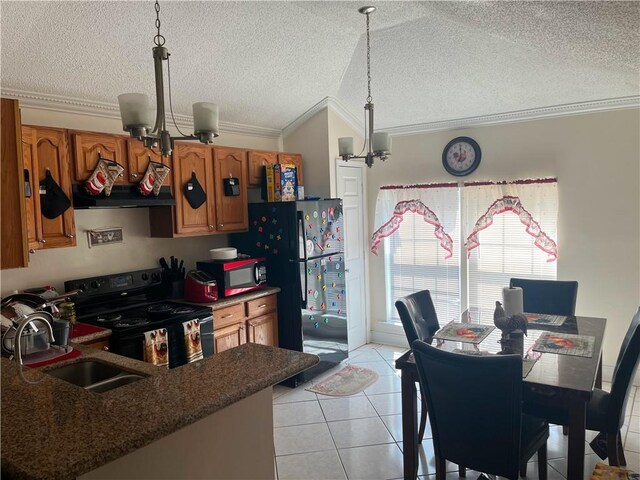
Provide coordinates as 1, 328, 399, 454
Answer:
0, 208, 230, 295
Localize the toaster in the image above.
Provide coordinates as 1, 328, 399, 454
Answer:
184, 270, 218, 303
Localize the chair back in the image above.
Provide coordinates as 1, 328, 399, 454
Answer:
607, 307, 640, 430
412, 340, 523, 479
509, 278, 578, 316
395, 290, 439, 346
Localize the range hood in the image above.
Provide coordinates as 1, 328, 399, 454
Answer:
72, 185, 176, 208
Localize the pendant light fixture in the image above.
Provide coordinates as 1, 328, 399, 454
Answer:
338, 6, 391, 168
117, 0, 219, 157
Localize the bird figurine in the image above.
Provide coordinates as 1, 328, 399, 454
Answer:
494, 301, 528, 336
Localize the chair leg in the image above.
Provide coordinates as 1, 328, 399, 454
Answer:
537, 443, 547, 480
562, 425, 569, 436
418, 396, 428, 444
458, 465, 466, 477
607, 431, 627, 467
519, 462, 527, 477
435, 456, 446, 480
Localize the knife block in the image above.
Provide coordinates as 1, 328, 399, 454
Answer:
164, 280, 184, 300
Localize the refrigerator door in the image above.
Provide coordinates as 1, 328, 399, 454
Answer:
300, 253, 348, 377
297, 199, 344, 259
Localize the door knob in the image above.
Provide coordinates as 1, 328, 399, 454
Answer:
38, 239, 46, 244
67, 234, 75, 239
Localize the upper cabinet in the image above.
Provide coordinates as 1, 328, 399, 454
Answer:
1, 98, 29, 269
126, 139, 172, 186
214, 146, 248, 232
248, 150, 278, 186
278, 153, 304, 186
22, 126, 76, 249
70, 131, 127, 184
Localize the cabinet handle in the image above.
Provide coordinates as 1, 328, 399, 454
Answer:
103, 345, 109, 351
29, 249, 36, 254
130, 173, 138, 179
208, 224, 214, 230
221, 313, 233, 319
239, 325, 245, 330
38, 239, 46, 244
257, 304, 267, 308
219, 223, 224, 228
67, 234, 75, 239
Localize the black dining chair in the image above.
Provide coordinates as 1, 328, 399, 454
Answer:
509, 278, 578, 316
412, 340, 549, 480
524, 307, 640, 467
395, 290, 439, 444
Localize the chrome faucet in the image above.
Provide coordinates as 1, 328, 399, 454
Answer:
13, 315, 55, 365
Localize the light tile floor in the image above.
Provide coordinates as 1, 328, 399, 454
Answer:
272, 343, 640, 480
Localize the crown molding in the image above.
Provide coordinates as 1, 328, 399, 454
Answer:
382, 96, 640, 136
1, 88, 282, 138
282, 96, 363, 138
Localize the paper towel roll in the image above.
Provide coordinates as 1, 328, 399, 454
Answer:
503, 286, 524, 317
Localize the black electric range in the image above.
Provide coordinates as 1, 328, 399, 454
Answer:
65, 268, 214, 368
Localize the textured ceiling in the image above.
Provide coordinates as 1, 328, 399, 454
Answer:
1, 1, 638, 131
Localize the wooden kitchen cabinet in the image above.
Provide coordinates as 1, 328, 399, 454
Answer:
22, 125, 76, 249
212, 293, 278, 353
278, 152, 304, 186
213, 146, 248, 232
247, 150, 278, 186
0, 98, 29, 269
125, 139, 172, 186
70, 130, 127, 184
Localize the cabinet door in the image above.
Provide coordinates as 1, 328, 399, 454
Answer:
248, 150, 277, 186
213, 146, 248, 232
0, 98, 29, 269
173, 143, 215, 235
21, 126, 39, 251
126, 139, 172, 186
71, 131, 127, 184
247, 312, 277, 347
213, 321, 246, 353
278, 153, 303, 186
33, 127, 76, 248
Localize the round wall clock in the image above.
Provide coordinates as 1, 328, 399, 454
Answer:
442, 136, 481, 176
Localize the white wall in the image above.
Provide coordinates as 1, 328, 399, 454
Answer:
367, 109, 640, 368
327, 107, 364, 197
0, 106, 280, 295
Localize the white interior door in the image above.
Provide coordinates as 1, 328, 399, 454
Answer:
336, 161, 368, 351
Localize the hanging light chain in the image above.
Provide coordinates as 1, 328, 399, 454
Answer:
366, 11, 372, 104
154, 0, 165, 47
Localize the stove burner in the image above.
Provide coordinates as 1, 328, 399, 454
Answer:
113, 317, 150, 329
96, 313, 122, 323
147, 304, 174, 314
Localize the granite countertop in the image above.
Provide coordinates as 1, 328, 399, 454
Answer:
69, 323, 112, 344
179, 286, 281, 311
1, 342, 318, 480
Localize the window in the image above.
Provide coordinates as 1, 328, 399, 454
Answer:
376, 180, 558, 324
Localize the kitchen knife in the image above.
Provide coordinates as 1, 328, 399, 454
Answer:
170, 256, 176, 270
160, 257, 169, 270
178, 260, 184, 272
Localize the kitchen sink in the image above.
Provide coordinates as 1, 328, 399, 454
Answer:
45, 360, 148, 392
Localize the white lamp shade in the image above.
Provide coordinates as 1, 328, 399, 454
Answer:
117, 93, 153, 129
338, 137, 354, 156
193, 102, 219, 134
372, 132, 391, 153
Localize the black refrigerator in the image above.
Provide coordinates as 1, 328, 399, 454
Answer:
232, 200, 348, 386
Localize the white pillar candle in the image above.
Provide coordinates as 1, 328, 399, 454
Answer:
193, 102, 219, 134
372, 132, 390, 153
338, 137, 354, 156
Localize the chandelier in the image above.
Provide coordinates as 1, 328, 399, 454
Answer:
117, 0, 219, 157
338, 6, 391, 168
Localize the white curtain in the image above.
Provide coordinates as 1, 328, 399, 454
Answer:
371, 185, 458, 257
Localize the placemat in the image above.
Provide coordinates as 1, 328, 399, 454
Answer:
452, 349, 537, 378
532, 332, 595, 357
434, 322, 494, 344
525, 313, 568, 327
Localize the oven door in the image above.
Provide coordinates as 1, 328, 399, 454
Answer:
112, 315, 214, 369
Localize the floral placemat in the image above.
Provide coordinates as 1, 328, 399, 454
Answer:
433, 322, 494, 344
452, 349, 537, 378
532, 332, 595, 357
525, 313, 568, 327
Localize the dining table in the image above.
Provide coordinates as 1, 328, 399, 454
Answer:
395, 314, 606, 480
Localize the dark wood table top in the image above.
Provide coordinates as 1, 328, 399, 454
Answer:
395, 315, 606, 401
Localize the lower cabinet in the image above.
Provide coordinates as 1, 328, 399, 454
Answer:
213, 293, 278, 354
78, 336, 111, 351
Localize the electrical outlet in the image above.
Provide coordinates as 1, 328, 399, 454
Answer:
87, 228, 123, 247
